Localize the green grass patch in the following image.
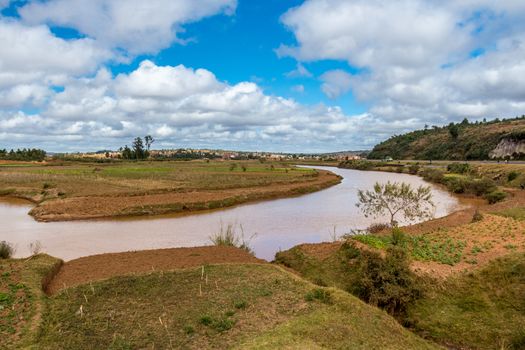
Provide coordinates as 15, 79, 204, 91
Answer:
38, 264, 436, 349
407, 253, 525, 349
351, 233, 466, 266
409, 236, 466, 265
495, 207, 525, 221
352, 234, 391, 249
0, 255, 62, 349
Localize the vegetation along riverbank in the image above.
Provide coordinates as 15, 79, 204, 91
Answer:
273, 159, 525, 349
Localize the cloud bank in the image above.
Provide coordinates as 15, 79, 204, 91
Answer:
1, 0, 525, 152
281, 0, 525, 124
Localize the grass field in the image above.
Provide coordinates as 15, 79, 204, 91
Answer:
275, 227, 525, 349
407, 253, 525, 349
1, 256, 438, 349
0, 160, 340, 221
0, 254, 62, 349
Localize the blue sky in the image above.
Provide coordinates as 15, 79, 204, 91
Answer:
0, 0, 524, 152
74, 0, 367, 116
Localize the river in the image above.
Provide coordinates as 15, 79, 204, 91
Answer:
0, 166, 459, 261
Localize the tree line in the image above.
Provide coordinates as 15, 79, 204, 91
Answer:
0, 148, 46, 161
119, 135, 154, 160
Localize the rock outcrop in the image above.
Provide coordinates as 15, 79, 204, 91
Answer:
489, 138, 525, 159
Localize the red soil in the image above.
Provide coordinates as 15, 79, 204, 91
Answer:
46, 246, 265, 295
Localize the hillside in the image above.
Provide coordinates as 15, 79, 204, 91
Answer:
2, 251, 439, 349
368, 116, 525, 160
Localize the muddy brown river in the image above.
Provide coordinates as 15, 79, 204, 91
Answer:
0, 166, 459, 261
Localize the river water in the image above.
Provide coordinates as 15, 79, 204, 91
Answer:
0, 166, 459, 261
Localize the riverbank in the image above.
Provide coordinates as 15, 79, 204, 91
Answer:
273, 162, 525, 349
0, 160, 341, 222
0, 165, 458, 261
293, 160, 525, 276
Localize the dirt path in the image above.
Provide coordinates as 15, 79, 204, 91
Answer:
46, 246, 265, 295
30, 170, 341, 222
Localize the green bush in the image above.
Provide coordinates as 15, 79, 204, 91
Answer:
391, 228, 408, 247
199, 315, 213, 326
485, 190, 507, 204
445, 177, 469, 194
444, 176, 496, 196
469, 178, 497, 196
339, 160, 378, 170
351, 247, 421, 316
408, 164, 420, 175
0, 241, 14, 259
339, 241, 361, 260
447, 163, 471, 174
420, 168, 445, 184
508, 171, 520, 182
304, 288, 333, 304
213, 318, 235, 332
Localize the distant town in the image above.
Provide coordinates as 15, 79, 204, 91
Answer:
58, 148, 367, 162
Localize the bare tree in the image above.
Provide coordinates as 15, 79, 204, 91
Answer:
356, 182, 435, 227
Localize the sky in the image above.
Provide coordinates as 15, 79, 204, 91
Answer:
0, 0, 525, 153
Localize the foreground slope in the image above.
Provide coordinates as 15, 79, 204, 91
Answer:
38, 264, 437, 349
1, 252, 439, 349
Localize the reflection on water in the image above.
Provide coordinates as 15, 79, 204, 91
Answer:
0, 166, 459, 261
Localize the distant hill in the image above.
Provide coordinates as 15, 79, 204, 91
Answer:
368, 116, 525, 160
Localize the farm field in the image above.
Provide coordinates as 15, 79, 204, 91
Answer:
0, 160, 340, 221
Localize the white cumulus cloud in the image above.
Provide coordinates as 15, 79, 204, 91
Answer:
320, 70, 353, 99
19, 0, 237, 54
280, 0, 525, 126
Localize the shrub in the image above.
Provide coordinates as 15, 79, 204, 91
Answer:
508, 171, 520, 182
351, 247, 421, 316
339, 241, 361, 260
485, 190, 507, 204
209, 223, 255, 254
447, 163, 471, 174
420, 168, 445, 184
367, 223, 390, 234
305, 288, 333, 304
391, 227, 408, 247
213, 318, 235, 332
338, 160, 377, 170
445, 177, 469, 194
469, 178, 497, 196
234, 300, 247, 309
472, 209, 483, 223
183, 325, 195, 335
0, 241, 14, 259
199, 315, 213, 326
408, 163, 420, 175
